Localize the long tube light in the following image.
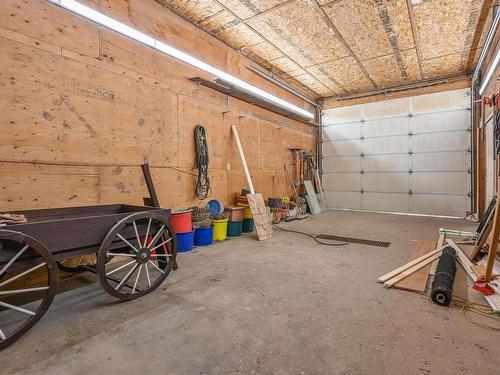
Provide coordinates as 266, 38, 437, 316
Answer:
479, 47, 500, 95
473, 7, 500, 84
46, 0, 314, 120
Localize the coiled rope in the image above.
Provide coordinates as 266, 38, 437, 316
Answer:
194, 125, 212, 200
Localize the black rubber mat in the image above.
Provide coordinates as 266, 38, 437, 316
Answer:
316, 234, 391, 248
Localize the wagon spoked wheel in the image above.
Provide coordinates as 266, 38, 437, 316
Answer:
97, 212, 177, 301
0, 230, 58, 350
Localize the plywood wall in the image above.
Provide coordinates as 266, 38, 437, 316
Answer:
0, 0, 316, 211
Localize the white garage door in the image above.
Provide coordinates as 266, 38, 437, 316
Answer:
322, 88, 472, 217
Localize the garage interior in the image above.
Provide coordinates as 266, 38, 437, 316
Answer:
1, 0, 500, 373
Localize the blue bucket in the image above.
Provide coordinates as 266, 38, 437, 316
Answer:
176, 231, 194, 252
208, 199, 224, 217
194, 226, 213, 246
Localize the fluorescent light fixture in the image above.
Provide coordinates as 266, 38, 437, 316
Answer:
479, 47, 500, 95
46, 0, 314, 120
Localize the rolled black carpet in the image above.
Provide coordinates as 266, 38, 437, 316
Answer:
431, 246, 457, 306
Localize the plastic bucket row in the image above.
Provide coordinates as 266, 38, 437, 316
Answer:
171, 210, 254, 252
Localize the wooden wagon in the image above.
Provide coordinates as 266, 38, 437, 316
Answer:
0, 204, 177, 350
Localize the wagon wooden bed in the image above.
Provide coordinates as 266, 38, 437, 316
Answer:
0, 204, 177, 350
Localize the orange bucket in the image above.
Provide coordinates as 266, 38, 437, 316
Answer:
170, 210, 192, 233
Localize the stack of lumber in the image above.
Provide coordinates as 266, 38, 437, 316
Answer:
378, 245, 443, 288
377, 228, 500, 314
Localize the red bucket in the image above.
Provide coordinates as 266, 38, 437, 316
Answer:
170, 210, 192, 233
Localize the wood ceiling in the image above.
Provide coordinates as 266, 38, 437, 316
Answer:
156, 0, 496, 99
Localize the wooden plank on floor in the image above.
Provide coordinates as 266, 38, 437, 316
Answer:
378, 247, 442, 283
429, 233, 445, 276
384, 253, 441, 287
394, 240, 435, 293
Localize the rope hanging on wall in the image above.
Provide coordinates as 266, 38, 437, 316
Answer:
194, 124, 212, 200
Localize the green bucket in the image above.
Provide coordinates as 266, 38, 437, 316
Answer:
227, 220, 243, 237
242, 218, 254, 233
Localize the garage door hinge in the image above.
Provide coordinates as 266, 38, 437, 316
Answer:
468, 191, 472, 198
360, 136, 365, 140
467, 167, 472, 174
408, 113, 414, 118
467, 147, 472, 152
360, 169, 364, 174
408, 150, 413, 155
360, 188, 364, 194
408, 168, 413, 174
409, 190, 413, 195
408, 131, 413, 136
360, 152, 365, 157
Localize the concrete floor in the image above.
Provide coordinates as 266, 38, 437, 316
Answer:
2, 210, 499, 374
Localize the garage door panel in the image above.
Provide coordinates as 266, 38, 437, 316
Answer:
322, 105, 362, 124
412, 132, 469, 153
363, 98, 410, 119
412, 152, 468, 172
323, 123, 361, 141
323, 156, 361, 172
363, 135, 409, 154
323, 173, 361, 191
324, 191, 361, 209
322, 88, 471, 217
363, 154, 410, 172
363, 173, 409, 192
363, 117, 409, 138
362, 193, 410, 212
323, 139, 361, 156
412, 111, 468, 134
412, 194, 469, 217
412, 172, 469, 195
411, 89, 469, 114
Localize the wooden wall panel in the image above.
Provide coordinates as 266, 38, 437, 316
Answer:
177, 95, 227, 170
96, 84, 179, 167
260, 119, 283, 171
0, 38, 100, 164
0, 37, 179, 167
0, 0, 99, 58
0, 0, 316, 211
100, 0, 228, 70
99, 30, 225, 106
235, 117, 262, 171
98, 166, 226, 210
0, 163, 99, 211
